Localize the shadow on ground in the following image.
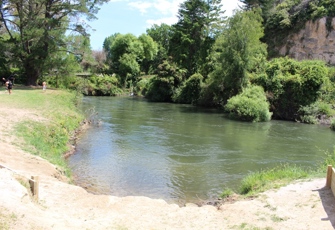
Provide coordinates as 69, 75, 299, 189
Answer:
317, 186, 335, 228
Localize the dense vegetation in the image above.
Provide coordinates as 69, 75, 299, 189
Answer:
1, 0, 335, 126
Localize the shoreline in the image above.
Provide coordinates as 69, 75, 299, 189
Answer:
1, 87, 335, 229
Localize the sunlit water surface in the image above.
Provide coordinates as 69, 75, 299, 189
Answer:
67, 96, 335, 204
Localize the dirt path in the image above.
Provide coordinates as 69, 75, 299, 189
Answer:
0, 89, 335, 230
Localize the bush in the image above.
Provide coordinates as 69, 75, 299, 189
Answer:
224, 85, 272, 122
252, 57, 328, 120
80, 74, 123, 96
173, 73, 203, 104
331, 119, 335, 131
145, 76, 175, 102
134, 76, 153, 96
298, 101, 335, 124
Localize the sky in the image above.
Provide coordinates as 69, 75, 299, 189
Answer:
87, 0, 243, 50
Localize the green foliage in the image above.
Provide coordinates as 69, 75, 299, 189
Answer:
145, 58, 185, 102
319, 67, 335, 104
210, 8, 267, 99
298, 101, 335, 124
145, 76, 175, 102
219, 188, 233, 199
320, 148, 335, 170
225, 85, 272, 122
331, 119, 335, 131
239, 164, 309, 195
252, 57, 328, 120
135, 76, 153, 96
264, 0, 335, 55
0, 0, 107, 85
197, 79, 226, 107
104, 33, 158, 86
173, 73, 203, 104
169, 0, 226, 77
82, 74, 123, 96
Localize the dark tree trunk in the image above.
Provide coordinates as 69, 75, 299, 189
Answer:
24, 62, 40, 86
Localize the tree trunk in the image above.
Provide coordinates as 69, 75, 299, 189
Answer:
24, 62, 40, 86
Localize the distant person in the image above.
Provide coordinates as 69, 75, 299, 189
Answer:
8, 74, 15, 85
1, 78, 6, 86
7, 79, 13, 94
42, 81, 47, 91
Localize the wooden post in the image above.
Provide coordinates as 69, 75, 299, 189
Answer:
326, 165, 332, 188
29, 176, 39, 201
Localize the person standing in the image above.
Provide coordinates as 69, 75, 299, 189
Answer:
7, 79, 13, 94
42, 81, 47, 91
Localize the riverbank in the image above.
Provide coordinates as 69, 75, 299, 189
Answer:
1, 87, 335, 229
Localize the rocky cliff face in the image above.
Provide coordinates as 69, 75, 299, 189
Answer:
277, 17, 335, 65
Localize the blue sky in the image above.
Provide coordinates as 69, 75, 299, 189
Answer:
88, 0, 243, 50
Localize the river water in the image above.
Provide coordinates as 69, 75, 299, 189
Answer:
67, 96, 335, 204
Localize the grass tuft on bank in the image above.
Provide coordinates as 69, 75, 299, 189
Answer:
227, 148, 335, 197
12, 87, 84, 177
239, 164, 310, 195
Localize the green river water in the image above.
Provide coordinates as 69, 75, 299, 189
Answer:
67, 96, 335, 205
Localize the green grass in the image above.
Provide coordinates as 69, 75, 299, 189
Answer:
228, 148, 335, 196
239, 164, 310, 195
219, 188, 234, 199
11, 87, 84, 177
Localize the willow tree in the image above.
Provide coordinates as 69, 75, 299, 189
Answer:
0, 0, 107, 85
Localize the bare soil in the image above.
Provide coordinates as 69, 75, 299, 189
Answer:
1, 89, 335, 230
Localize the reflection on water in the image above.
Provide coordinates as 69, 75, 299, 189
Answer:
67, 96, 335, 204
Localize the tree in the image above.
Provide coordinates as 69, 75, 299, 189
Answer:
210, 8, 267, 99
146, 24, 173, 72
169, 0, 225, 77
0, 0, 108, 85
104, 33, 158, 87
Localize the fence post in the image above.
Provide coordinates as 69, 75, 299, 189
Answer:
29, 176, 39, 201
326, 165, 332, 188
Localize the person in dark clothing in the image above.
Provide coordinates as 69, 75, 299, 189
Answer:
7, 79, 13, 94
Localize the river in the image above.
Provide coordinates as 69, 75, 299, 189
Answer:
67, 96, 335, 205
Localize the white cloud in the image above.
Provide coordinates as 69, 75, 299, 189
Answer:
128, 1, 153, 14
146, 16, 179, 27
130, 0, 243, 30
153, 0, 184, 15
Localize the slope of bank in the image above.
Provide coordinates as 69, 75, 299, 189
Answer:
1, 87, 335, 230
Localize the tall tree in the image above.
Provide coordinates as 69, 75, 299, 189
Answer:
210, 8, 267, 98
0, 0, 107, 85
239, 0, 276, 19
146, 23, 173, 72
169, 0, 225, 78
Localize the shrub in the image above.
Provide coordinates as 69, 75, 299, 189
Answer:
331, 119, 335, 131
135, 77, 152, 96
224, 85, 272, 122
145, 76, 174, 102
81, 74, 123, 96
173, 73, 203, 104
298, 101, 335, 124
252, 57, 328, 120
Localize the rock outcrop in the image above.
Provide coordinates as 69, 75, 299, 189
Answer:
277, 17, 335, 65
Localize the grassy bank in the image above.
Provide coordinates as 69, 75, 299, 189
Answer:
220, 149, 335, 198
10, 86, 84, 177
